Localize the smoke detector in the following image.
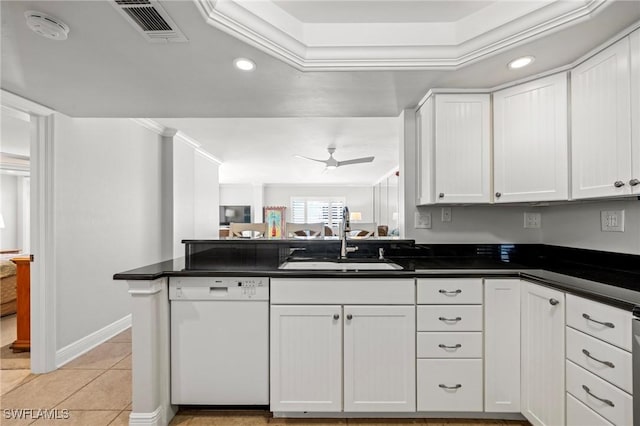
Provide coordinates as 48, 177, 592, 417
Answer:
25, 11, 70, 40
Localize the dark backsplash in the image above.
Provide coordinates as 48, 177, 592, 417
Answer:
183, 240, 640, 291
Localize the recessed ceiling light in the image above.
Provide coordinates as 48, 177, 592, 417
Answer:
25, 11, 70, 41
234, 58, 256, 72
508, 56, 535, 69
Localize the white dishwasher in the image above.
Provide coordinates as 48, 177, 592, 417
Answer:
169, 276, 269, 405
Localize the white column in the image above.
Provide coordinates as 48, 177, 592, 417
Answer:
252, 183, 264, 222
128, 278, 176, 426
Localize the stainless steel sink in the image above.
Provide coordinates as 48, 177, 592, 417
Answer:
279, 261, 403, 271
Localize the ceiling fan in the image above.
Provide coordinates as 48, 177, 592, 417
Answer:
295, 147, 374, 170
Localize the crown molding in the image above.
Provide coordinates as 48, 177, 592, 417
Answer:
0, 90, 55, 116
131, 119, 223, 164
195, 0, 610, 71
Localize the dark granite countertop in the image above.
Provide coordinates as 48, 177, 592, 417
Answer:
114, 242, 640, 311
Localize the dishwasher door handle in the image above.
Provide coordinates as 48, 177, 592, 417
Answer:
209, 287, 229, 296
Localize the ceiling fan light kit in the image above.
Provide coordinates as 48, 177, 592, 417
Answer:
295, 147, 374, 170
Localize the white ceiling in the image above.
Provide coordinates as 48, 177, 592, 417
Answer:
157, 117, 400, 184
271, 1, 493, 24
1, 1, 640, 185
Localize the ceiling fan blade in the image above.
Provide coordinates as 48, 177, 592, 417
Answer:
294, 154, 328, 164
337, 156, 375, 167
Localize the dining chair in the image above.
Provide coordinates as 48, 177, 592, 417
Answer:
286, 223, 324, 238
229, 222, 267, 238
348, 222, 377, 237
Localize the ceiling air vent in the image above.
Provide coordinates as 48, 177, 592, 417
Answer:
111, 0, 187, 43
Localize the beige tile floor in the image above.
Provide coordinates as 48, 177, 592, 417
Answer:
1, 320, 528, 426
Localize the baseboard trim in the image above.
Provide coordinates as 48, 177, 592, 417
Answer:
55, 314, 132, 367
129, 406, 162, 426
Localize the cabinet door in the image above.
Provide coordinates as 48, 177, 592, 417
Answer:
493, 73, 568, 202
343, 305, 415, 412
484, 279, 520, 413
434, 94, 491, 203
270, 305, 342, 412
521, 282, 566, 426
630, 29, 640, 194
571, 37, 632, 199
416, 96, 434, 205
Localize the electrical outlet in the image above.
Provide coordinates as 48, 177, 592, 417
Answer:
601, 210, 624, 232
415, 211, 432, 229
441, 207, 452, 222
524, 212, 541, 229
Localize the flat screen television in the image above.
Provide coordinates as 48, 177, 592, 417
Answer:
220, 205, 251, 226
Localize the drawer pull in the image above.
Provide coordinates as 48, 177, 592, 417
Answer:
582, 385, 615, 407
549, 298, 559, 306
333, 314, 339, 320
438, 289, 462, 295
438, 343, 462, 350
582, 313, 615, 329
582, 349, 615, 368
439, 384, 462, 390
438, 316, 462, 323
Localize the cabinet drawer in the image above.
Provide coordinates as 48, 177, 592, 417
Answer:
567, 393, 614, 426
566, 294, 632, 351
416, 278, 483, 304
417, 305, 483, 331
566, 327, 632, 393
566, 360, 633, 426
417, 332, 482, 358
417, 359, 482, 412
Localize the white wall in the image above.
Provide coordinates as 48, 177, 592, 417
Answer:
542, 200, 640, 254
0, 174, 18, 249
263, 184, 374, 223
401, 108, 543, 244
53, 115, 169, 349
171, 137, 220, 254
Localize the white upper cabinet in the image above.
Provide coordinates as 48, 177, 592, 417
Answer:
416, 93, 491, 204
571, 36, 633, 199
630, 29, 640, 194
493, 73, 568, 202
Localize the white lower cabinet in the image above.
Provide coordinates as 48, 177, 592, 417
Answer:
484, 279, 521, 413
416, 278, 484, 413
343, 305, 416, 412
269, 305, 343, 412
417, 359, 483, 411
521, 282, 566, 426
567, 393, 614, 426
270, 278, 416, 413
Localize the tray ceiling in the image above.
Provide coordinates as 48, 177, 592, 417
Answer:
196, 0, 611, 70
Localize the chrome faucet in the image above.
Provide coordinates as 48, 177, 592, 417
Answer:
340, 206, 358, 259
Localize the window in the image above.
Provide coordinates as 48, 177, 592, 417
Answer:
291, 197, 345, 231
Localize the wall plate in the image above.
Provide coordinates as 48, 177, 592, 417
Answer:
415, 211, 432, 229
601, 210, 624, 232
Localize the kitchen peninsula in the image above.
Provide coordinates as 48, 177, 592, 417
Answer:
115, 239, 639, 426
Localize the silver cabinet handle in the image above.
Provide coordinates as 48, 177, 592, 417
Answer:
582, 349, 615, 368
439, 193, 445, 198
438, 289, 462, 295
549, 298, 559, 306
438, 344, 462, 349
333, 314, 339, 320
495, 192, 502, 198
614, 181, 625, 188
439, 316, 462, 322
582, 313, 615, 328
439, 384, 462, 390
582, 385, 615, 407
630, 178, 640, 186
346, 314, 353, 320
